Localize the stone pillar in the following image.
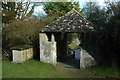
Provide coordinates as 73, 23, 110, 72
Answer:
51, 34, 57, 65
80, 48, 85, 68
39, 33, 57, 65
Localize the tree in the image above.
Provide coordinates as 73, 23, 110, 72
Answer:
81, 2, 120, 67
2, 2, 36, 23
15, 2, 36, 20
43, 2, 81, 20
42, 2, 81, 45
2, 2, 16, 23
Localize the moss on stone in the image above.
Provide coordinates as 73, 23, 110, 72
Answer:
10, 45, 33, 50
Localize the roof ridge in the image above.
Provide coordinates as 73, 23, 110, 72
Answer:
40, 9, 93, 32
71, 9, 90, 23
44, 9, 74, 28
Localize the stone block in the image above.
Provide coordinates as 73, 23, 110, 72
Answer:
80, 48, 96, 68
12, 47, 33, 63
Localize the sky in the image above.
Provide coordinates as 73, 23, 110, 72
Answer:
33, 0, 120, 17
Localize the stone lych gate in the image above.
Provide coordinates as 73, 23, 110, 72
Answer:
39, 9, 95, 68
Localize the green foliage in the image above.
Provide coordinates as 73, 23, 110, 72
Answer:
2, 19, 47, 50
43, 2, 80, 20
81, 2, 120, 67
2, 2, 16, 23
67, 33, 79, 44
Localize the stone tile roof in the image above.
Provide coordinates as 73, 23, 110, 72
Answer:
40, 8, 93, 33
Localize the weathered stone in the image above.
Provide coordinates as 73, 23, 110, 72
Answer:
80, 48, 96, 68
39, 33, 57, 65
39, 9, 95, 68
12, 48, 33, 63
12, 50, 23, 63
40, 8, 93, 33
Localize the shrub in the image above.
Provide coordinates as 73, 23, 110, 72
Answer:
2, 18, 49, 53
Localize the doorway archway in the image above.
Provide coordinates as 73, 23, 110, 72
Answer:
39, 9, 94, 68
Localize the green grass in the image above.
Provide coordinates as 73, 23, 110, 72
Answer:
3, 59, 120, 78
2, 60, 69, 78
89, 66, 120, 78
0, 61, 2, 79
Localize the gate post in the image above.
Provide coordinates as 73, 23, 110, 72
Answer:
39, 33, 57, 65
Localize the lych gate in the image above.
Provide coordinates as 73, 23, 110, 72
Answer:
39, 9, 95, 68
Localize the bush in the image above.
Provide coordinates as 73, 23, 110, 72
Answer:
2, 18, 49, 54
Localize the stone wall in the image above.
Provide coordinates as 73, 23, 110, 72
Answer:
12, 48, 33, 63
80, 48, 96, 68
39, 33, 57, 65
39, 33, 95, 68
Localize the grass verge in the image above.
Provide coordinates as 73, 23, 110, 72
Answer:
89, 66, 120, 78
2, 60, 69, 78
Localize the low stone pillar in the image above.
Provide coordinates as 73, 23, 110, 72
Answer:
11, 45, 33, 63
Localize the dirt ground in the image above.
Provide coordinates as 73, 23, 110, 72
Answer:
55, 57, 104, 78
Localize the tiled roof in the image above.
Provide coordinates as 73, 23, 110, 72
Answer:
40, 8, 93, 33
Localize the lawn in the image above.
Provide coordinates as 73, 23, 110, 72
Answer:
89, 66, 120, 78
2, 59, 120, 78
2, 60, 69, 78
0, 61, 2, 79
